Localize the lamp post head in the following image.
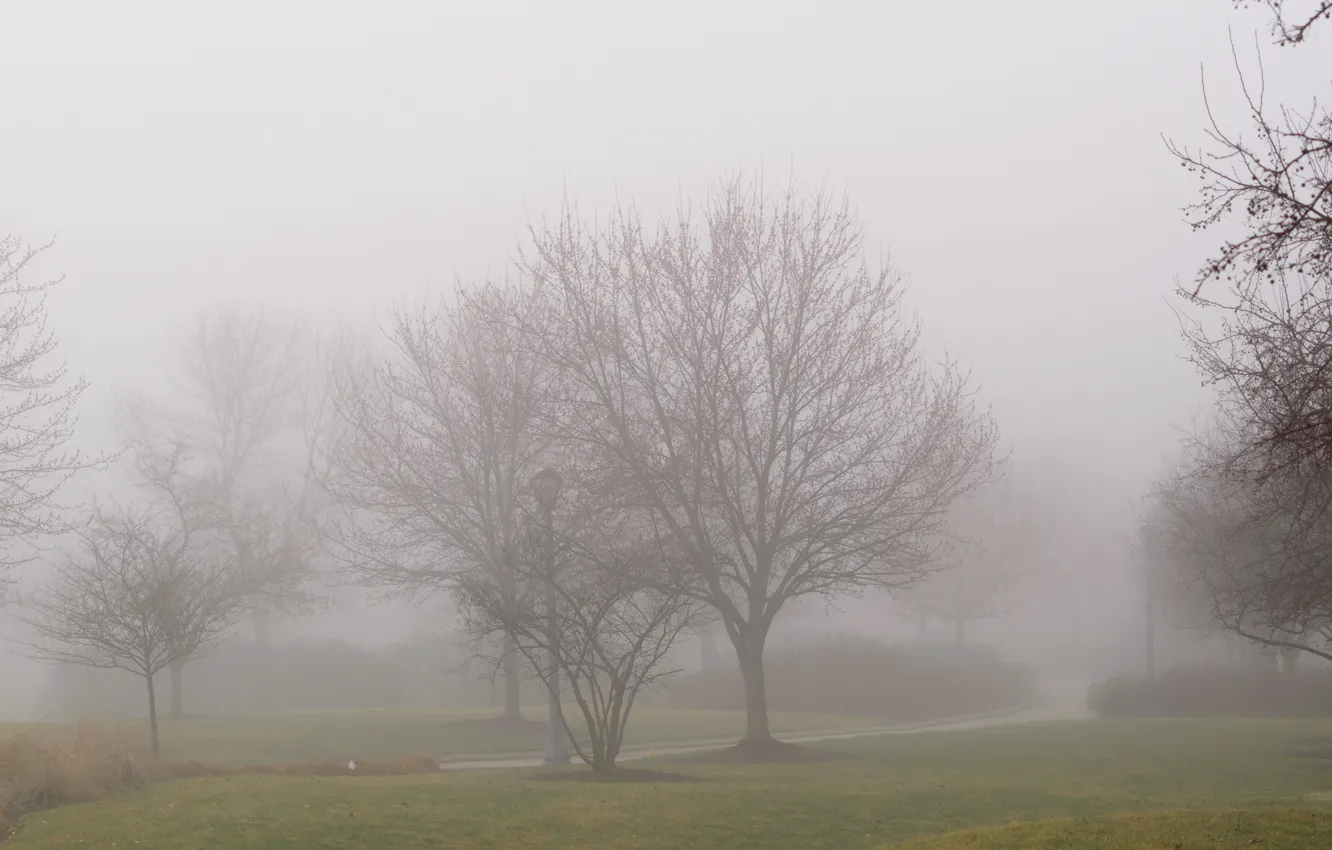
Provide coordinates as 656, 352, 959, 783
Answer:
531, 467, 563, 511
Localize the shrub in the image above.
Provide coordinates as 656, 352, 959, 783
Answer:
40, 634, 519, 717
667, 642, 1038, 719
1088, 667, 1332, 718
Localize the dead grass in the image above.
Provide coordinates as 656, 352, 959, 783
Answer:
0, 722, 150, 823
0, 721, 442, 838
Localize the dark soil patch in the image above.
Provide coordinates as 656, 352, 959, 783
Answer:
533, 767, 699, 783
682, 738, 852, 765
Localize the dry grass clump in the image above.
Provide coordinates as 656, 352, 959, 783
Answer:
0, 721, 151, 825
0, 720, 442, 837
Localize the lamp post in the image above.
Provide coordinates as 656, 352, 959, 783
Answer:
531, 467, 569, 765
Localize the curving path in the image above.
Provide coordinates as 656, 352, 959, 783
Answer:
436, 684, 1091, 770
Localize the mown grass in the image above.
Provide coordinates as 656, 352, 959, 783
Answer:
895, 809, 1332, 849
7, 718, 1332, 848
147, 706, 885, 765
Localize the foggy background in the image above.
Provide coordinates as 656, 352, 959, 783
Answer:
3, 0, 1320, 719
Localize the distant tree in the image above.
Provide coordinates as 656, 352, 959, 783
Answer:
324, 283, 550, 721
21, 505, 245, 755
906, 464, 1037, 644
120, 307, 328, 713
0, 236, 101, 574
519, 175, 998, 752
457, 516, 701, 773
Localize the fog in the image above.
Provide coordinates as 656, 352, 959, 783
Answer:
1, 0, 1323, 723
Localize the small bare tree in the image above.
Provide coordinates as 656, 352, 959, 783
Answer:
21, 506, 245, 755
324, 283, 551, 720
520, 176, 998, 749
458, 518, 701, 773
0, 236, 100, 573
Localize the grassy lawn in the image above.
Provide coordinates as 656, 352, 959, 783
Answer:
3, 707, 887, 767
8, 718, 1332, 848
895, 809, 1332, 849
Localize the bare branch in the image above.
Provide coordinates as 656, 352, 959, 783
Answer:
0, 236, 110, 569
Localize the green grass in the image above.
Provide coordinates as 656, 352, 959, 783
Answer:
894, 809, 1332, 849
9, 718, 1332, 849
3, 707, 886, 767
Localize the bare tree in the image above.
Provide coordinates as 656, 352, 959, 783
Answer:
520, 176, 998, 750
120, 307, 326, 712
0, 236, 101, 573
1167, 38, 1329, 299
458, 516, 701, 772
1162, 2, 1332, 654
20, 505, 245, 755
324, 282, 551, 720
1152, 432, 1332, 665
1238, 1, 1332, 46
906, 465, 1037, 644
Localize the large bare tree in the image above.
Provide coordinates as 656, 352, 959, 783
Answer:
21, 505, 246, 755
324, 283, 551, 719
1159, 1, 1332, 661
0, 236, 99, 572
519, 176, 998, 749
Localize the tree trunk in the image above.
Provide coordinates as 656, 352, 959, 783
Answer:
954, 617, 966, 645
737, 644, 772, 743
917, 613, 928, 643
502, 636, 522, 719
146, 672, 160, 758
169, 659, 185, 717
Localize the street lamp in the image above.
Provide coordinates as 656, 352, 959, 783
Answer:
531, 467, 569, 765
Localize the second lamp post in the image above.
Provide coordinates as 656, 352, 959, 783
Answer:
531, 466, 570, 764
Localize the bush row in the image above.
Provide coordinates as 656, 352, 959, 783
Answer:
1088, 666, 1332, 717
667, 642, 1039, 720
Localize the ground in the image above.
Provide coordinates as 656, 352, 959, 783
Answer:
5, 707, 886, 766
894, 810, 1332, 849
7, 717, 1332, 848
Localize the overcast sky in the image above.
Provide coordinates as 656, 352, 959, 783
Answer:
3, 0, 1327, 650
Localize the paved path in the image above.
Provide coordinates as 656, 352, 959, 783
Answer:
436, 689, 1090, 771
